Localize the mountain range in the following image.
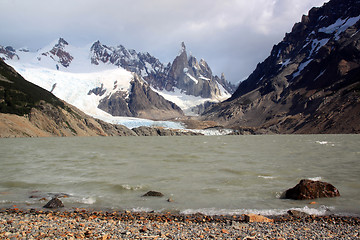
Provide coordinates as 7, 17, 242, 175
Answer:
203, 0, 360, 134
1, 0, 359, 135
0, 39, 234, 123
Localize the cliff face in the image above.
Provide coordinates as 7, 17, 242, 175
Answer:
203, 0, 360, 134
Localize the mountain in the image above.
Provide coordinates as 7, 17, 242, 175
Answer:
0, 58, 137, 137
1, 39, 234, 121
203, 0, 360, 134
89, 41, 236, 98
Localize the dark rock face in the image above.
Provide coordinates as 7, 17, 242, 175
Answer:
0, 46, 19, 60
43, 197, 64, 208
142, 191, 164, 197
166, 42, 235, 98
97, 75, 184, 120
203, 0, 360, 134
132, 126, 203, 136
282, 179, 340, 200
41, 38, 73, 68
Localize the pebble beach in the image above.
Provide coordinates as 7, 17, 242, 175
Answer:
1, 208, 359, 239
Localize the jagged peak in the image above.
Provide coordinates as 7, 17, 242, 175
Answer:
181, 42, 186, 52
54, 38, 69, 49
178, 42, 187, 57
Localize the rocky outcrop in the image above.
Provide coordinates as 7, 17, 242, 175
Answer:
282, 179, 340, 200
132, 126, 202, 136
41, 38, 73, 68
0, 46, 18, 61
98, 75, 184, 120
203, 0, 360, 134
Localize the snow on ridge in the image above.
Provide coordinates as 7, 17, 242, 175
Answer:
185, 72, 199, 84
319, 15, 360, 40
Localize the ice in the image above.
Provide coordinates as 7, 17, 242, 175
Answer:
152, 87, 215, 115
93, 114, 185, 129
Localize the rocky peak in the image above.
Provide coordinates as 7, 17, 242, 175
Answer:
166, 42, 232, 99
41, 37, 73, 68
204, 0, 360, 134
0, 45, 19, 60
55, 38, 69, 48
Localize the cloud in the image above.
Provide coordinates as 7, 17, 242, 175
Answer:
0, 0, 328, 83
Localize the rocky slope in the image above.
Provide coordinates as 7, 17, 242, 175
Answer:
203, 0, 360, 134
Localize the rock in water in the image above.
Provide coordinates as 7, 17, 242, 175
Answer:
142, 191, 164, 197
282, 179, 340, 200
43, 197, 64, 208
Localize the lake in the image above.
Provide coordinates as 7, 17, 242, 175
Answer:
0, 135, 359, 216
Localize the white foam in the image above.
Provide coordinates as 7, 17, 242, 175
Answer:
180, 205, 334, 216
258, 175, 276, 179
76, 197, 96, 205
121, 184, 143, 191
307, 177, 322, 181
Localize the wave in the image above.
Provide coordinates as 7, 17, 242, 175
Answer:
258, 175, 276, 179
180, 205, 335, 216
110, 184, 144, 191
307, 176, 322, 181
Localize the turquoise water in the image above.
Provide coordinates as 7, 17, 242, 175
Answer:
0, 135, 359, 216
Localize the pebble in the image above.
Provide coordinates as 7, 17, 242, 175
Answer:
0, 208, 359, 239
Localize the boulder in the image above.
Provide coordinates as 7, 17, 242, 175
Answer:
142, 191, 164, 197
282, 179, 340, 200
43, 197, 64, 208
287, 210, 308, 218
244, 214, 274, 223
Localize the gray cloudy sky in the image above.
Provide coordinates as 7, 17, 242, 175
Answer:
0, 0, 328, 83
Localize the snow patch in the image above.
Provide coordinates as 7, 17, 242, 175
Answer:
292, 59, 313, 79
319, 15, 360, 40
185, 72, 198, 84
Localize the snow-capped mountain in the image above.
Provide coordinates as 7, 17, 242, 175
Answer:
204, 0, 360, 134
1, 39, 234, 122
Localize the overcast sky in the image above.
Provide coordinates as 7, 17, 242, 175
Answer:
0, 0, 328, 84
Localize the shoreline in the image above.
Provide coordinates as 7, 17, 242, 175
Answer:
1, 208, 359, 239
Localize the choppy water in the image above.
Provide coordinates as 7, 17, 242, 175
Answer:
0, 135, 359, 216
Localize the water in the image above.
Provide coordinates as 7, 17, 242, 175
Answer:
0, 135, 359, 216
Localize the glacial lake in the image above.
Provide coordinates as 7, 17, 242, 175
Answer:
0, 135, 359, 216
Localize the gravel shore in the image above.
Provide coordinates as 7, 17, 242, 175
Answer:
1, 208, 359, 239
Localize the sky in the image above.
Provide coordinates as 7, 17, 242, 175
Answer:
0, 0, 329, 84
